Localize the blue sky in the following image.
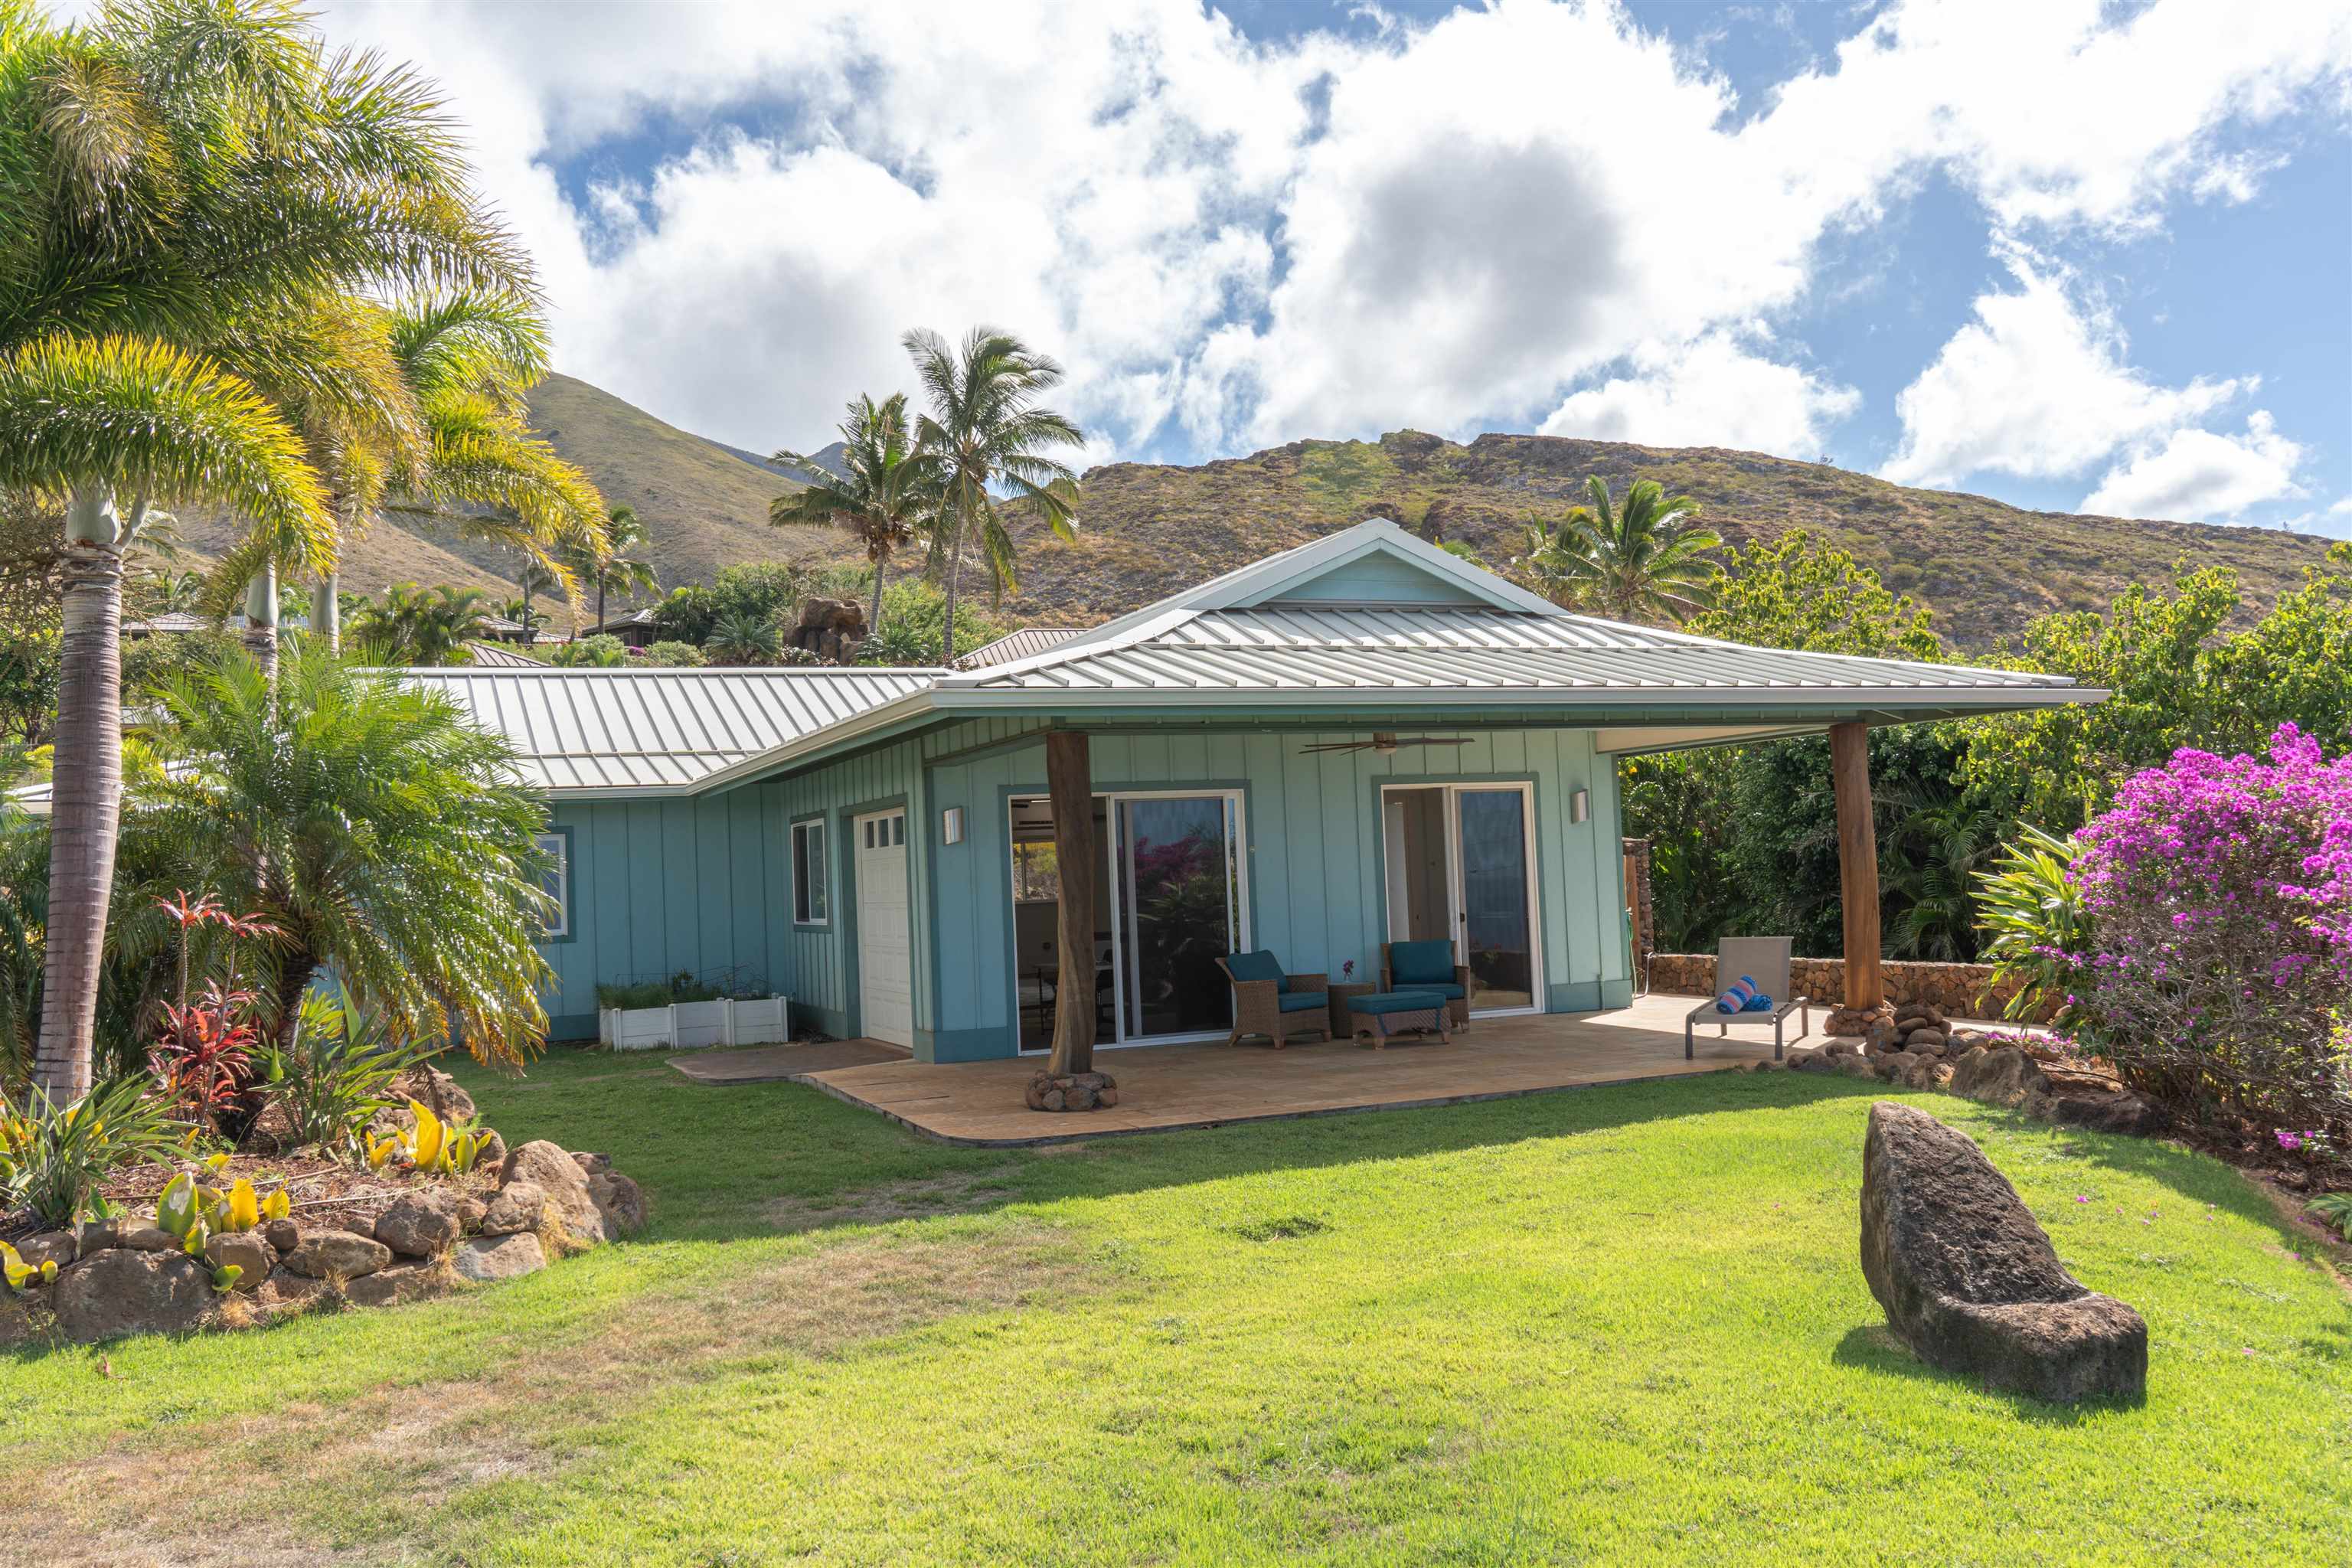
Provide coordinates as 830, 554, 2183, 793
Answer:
328, 0, 2352, 536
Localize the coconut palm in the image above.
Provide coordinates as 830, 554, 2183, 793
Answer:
569, 504, 658, 632
499, 597, 549, 641
1517, 476, 1723, 625
770, 393, 935, 639
706, 609, 781, 665
142, 647, 554, 1061
1, 2, 534, 1099
901, 328, 1083, 664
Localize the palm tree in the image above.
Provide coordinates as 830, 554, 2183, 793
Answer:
0, 2, 533, 1099
901, 328, 1084, 664
573, 504, 658, 632
1516, 476, 1723, 625
143, 646, 555, 1061
500, 597, 549, 641
351, 583, 495, 666
514, 557, 560, 629
771, 394, 934, 638
706, 609, 781, 665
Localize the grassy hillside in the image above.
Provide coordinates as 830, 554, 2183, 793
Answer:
995, 429, 2331, 648
225, 377, 2325, 649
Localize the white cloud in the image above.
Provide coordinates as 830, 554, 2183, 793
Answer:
311, 0, 2352, 466
1881, 251, 2240, 488
2081, 412, 2307, 522
1539, 332, 1860, 457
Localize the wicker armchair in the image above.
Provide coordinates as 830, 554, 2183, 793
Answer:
1381, 939, 1472, 1030
1216, 950, 1331, 1049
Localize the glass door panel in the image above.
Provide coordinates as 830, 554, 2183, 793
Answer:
1455, 788, 1534, 1011
1118, 795, 1236, 1040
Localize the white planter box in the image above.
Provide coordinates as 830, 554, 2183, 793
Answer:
599, 995, 792, 1051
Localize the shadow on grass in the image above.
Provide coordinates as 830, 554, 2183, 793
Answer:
1830, 1324, 2148, 1422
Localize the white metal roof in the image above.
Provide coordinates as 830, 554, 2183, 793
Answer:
399, 667, 940, 795
940, 604, 2069, 701
464, 640, 549, 667
952, 626, 1083, 670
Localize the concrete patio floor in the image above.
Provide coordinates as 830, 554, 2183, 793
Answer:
767, 993, 1994, 1148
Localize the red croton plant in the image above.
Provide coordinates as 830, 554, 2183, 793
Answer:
147, 893, 283, 1133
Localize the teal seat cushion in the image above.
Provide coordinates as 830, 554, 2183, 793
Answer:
1277, 991, 1329, 1014
1422, 982, 1467, 1001
1354, 988, 1445, 1015
1389, 939, 1455, 986
1223, 949, 1286, 991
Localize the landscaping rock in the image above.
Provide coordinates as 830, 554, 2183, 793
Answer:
456, 1197, 488, 1233
1860, 1102, 2146, 1403
391, 1063, 477, 1126
75, 1217, 132, 1258
374, 1189, 464, 1258
1783, 1046, 1824, 1070
452, 1231, 546, 1283
119, 1226, 180, 1253
1026, 1070, 1119, 1112
1826, 1002, 1894, 1037
2043, 1090, 2168, 1138
1950, 1044, 2047, 1108
475, 1130, 507, 1169
1900, 1057, 1940, 1089
18, 1230, 78, 1272
572, 1151, 612, 1177
343, 1260, 453, 1308
283, 1229, 391, 1280
263, 1268, 331, 1308
53, 1249, 214, 1342
499, 1140, 608, 1245
1824, 1040, 1858, 1058
1835, 1053, 1880, 1080
263, 1218, 301, 1253
1950, 1029, 1988, 1049
203, 1231, 273, 1293
1929, 1063, 1955, 1089
587, 1171, 647, 1236
1877, 1050, 1918, 1082
1904, 1029, 1949, 1052
479, 1181, 547, 1236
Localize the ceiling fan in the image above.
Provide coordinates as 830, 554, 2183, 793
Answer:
1299, 732, 1476, 756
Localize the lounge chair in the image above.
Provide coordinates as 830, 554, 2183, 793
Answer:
1381, 939, 1472, 1030
1684, 936, 1809, 1060
1216, 950, 1331, 1049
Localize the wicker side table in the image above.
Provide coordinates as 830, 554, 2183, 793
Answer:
1328, 982, 1374, 1039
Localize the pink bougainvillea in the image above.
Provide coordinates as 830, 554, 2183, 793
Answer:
2066, 724, 2352, 1129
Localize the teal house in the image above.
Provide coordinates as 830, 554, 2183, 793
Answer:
409, 521, 2092, 1062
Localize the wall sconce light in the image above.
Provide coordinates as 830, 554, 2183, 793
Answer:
941, 806, 965, 844
1570, 789, 1589, 825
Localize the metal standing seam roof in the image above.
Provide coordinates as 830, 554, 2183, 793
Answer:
940, 605, 2076, 700
462, 640, 549, 667
951, 626, 1085, 670
397, 667, 942, 794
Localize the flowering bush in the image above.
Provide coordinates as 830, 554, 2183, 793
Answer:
2064, 724, 2352, 1131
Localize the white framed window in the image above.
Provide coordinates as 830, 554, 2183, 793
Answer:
792, 818, 829, 925
532, 830, 570, 939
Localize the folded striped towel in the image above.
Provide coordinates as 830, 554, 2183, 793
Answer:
1715, 974, 1759, 1014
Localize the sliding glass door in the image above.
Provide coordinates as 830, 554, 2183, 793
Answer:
1380, 782, 1541, 1015
1009, 789, 1246, 1050
1116, 795, 1241, 1040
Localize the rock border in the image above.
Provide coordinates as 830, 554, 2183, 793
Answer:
3, 1140, 645, 1346
1769, 1001, 2167, 1137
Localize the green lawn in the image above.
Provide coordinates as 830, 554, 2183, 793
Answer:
8, 1049, 2347, 1565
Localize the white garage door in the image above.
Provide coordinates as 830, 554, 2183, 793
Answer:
854, 808, 914, 1048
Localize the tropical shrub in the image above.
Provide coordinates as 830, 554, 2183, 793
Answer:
253, 995, 432, 1159
148, 982, 261, 1132
1974, 825, 2088, 1022
2061, 724, 2352, 1131
366, 1097, 496, 1178
2311, 1192, 2352, 1241
550, 634, 629, 668
0, 1076, 185, 1228
640, 640, 704, 667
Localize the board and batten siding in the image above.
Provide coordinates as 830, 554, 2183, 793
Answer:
921, 724, 1630, 1062
537, 789, 792, 1040
536, 718, 1628, 1063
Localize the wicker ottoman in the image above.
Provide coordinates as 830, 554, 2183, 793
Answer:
1347, 988, 1450, 1048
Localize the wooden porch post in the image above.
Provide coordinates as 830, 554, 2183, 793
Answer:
1045, 730, 1096, 1076
1830, 721, 1883, 1011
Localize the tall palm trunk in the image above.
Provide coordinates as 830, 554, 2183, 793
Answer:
593, 572, 606, 634
34, 488, 128, 1101
939, 490, 969, 665
869, 549, 888, 639
318, 566, 340, 654
243, 562, 279, 685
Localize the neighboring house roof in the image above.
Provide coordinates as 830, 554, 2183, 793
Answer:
952, 626, 1083, 670
122, 611, 218, 635
577, 607, 659, 636
465, 640, 548, 667
397, 667, 942, 794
